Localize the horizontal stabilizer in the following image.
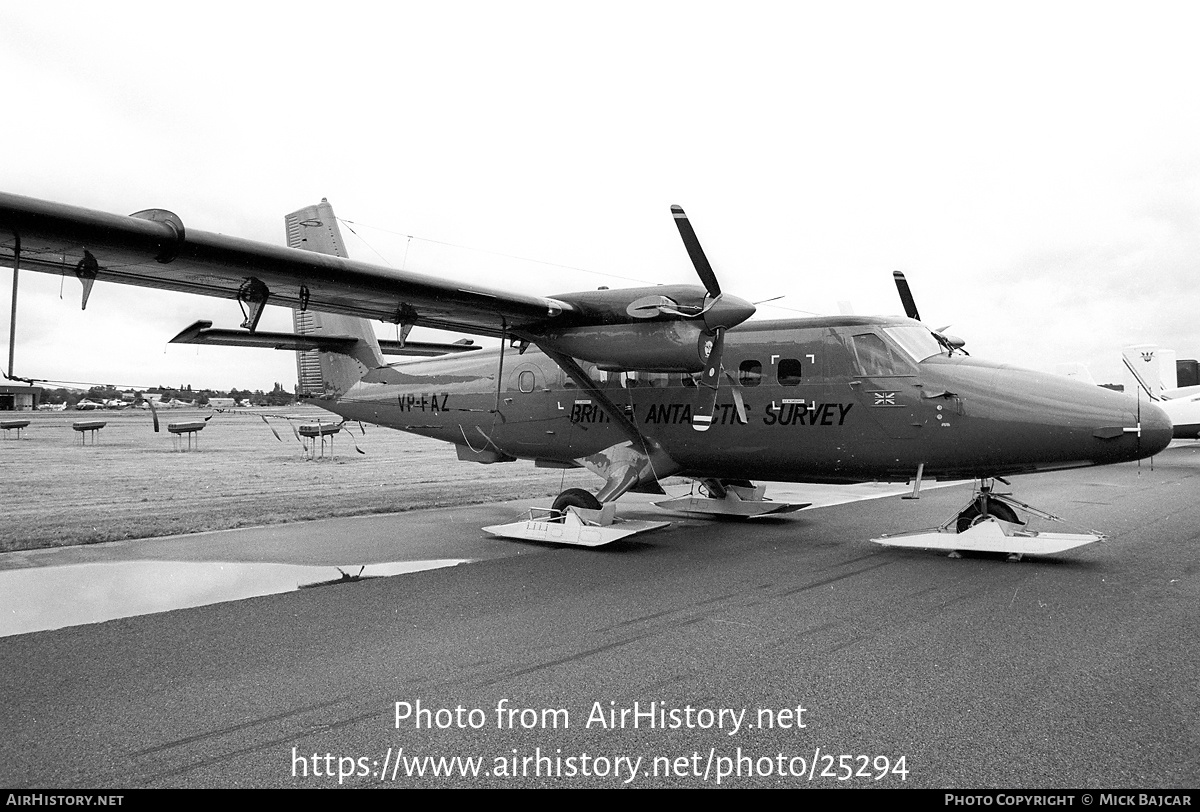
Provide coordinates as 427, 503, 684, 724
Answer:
170, 321, 480, 357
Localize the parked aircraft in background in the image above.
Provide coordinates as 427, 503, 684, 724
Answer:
1122, 344, 1200, 440
0, 191, 1172, 555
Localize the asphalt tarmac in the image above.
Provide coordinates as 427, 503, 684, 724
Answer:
1, 447, 1198, 789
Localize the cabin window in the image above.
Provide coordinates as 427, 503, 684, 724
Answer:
518, 370, 536, 393
622, 372, 639, 388
777, 358, 803, 386
738, 360, 763, 387
644, 372, 669, 388
680, 373, 697, 388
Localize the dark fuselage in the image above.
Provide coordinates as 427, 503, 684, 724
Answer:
311, 316, 1172, 484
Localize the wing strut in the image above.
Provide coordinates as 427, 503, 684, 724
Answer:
3, 232, 48, 387
494, 321, 507, 416
539, 347, 645, 445
6, 233, 17, 380
537, 346, 681, 503
2, 232, 40, 386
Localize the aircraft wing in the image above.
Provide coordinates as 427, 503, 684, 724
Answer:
0, 192, 575, 338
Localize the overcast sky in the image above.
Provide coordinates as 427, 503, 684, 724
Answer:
3, 2, 1199, 391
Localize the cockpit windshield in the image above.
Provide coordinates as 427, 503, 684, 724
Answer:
882, 324, 946, 364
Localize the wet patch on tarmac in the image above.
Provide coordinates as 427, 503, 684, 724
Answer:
0, 558, 466, 637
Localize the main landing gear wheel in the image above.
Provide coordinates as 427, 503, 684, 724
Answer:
955, 500, 1021, 533
552, 488, 603, 513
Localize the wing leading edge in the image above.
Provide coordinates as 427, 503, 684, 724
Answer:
0, 191, 575, 338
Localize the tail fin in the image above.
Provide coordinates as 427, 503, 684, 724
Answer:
1122, 344, 1178, 401
284, 200, 385, 398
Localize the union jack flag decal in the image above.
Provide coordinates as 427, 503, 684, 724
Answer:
871, 391, 898, 407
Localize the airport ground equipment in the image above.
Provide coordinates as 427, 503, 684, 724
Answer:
1, 419, 29, 439
71, 420, 105, 445
298, 422, 342, 460
167, 419, 207, 451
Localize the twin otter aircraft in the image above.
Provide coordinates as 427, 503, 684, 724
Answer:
0, 191, 1172, 555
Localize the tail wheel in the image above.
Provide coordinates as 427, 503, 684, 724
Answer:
552, 488, 603, 513
955, 500, 1021, 533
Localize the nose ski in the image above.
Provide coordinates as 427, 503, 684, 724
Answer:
872, 481, 1104, 561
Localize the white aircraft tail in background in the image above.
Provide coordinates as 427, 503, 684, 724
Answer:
1121, 344, 1200, 439
1121, 344, 1178, 401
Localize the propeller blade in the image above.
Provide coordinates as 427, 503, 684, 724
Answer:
147, 398, 159, 433
893, 271, 921, 321
723, 370, 748, 424
894, 271, 968, 354
671, 205, 721, 299
692, 328, 725, 431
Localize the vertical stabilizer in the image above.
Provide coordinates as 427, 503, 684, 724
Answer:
1122, 344, 1178, 401
284, 200, 385, 397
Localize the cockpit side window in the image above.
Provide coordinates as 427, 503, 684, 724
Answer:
848, 332, 911, 376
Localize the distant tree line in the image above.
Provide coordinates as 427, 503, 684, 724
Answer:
39, 382, 298, 407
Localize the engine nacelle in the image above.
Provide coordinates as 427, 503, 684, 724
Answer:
537, 321, 708, 372
535, 283, 755, 372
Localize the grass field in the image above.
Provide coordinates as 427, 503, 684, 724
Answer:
0, 408, 593, 552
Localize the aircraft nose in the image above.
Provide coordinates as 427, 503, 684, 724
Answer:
959, 363, 1173, 470
1139, 400, 1173, 456
1083, 387, 1171, 465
